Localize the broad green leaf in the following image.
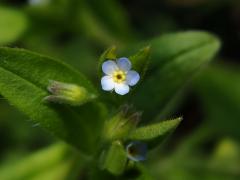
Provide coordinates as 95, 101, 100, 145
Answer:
0, 47, 106, 154
0, 143, 77, 180
0, 7, 28, 45
131, 31, 221, 120
0, 98, 54, 159
129, 117, 182, 148
103, 141, 128, 175
194, 65, 240, 139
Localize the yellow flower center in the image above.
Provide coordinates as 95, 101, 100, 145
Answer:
113, 70, 126, 83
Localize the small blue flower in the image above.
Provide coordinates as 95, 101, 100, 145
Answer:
126, 141, 147, 162
101, 58, 140, 95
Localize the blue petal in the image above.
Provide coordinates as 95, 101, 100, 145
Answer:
117, 57, 131, 71
102, 60, 118, 75
126, 141, 147, 162
101, 76, 115, 91
126, 71, 140, 86
114, 83, 130, 95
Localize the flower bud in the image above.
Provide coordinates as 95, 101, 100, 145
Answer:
103, 110, 141, 141
44, 80, 96, 106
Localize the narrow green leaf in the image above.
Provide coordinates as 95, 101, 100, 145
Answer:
132, 31, 221, 120
0, 47, 106, 154
129, 117, 182, 148
0, 7, 28, 45
103, 141, 128, 175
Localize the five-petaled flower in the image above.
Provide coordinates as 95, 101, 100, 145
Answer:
101, 58, 140, 95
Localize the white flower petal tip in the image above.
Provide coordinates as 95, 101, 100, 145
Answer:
127, 71, 140, 86
101, 58, 140, 95
101, 76, 114, 91
115, 83, 130, 95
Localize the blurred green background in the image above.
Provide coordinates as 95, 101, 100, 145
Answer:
0, 0, 240, 179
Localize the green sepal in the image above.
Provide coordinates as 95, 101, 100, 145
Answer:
103, 141, 128, 175
129, 46, 151, 77
102, 112, 140, 141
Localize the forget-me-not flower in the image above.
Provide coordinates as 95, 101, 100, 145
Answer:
101, 58, 140, 95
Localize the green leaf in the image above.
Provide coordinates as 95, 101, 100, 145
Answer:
0, 143, 77, 180
103, 141, 128, 175
0, 47, 106, 154
132, 31, 221, 120
129, 117, 182, 148
194, 65, 240, 139
0, 7, 28, 45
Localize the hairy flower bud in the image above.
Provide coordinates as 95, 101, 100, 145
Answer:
43, 80, 95, 106
103, 110, 141, 141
